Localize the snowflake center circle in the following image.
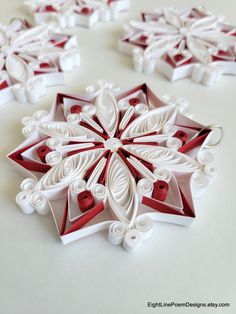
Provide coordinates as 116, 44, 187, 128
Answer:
104, 138, 123, 152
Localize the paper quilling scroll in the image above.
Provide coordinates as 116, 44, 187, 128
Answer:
119, 7, 236, 86
8, 80, 223, 251
0, 18, 80, 106
24, 0, 130, 29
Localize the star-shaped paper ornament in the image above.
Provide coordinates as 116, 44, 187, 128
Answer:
24, 0, 130, 29
119, 7, 236, 86
0, 18, 80, 106
8, 80, 223, 251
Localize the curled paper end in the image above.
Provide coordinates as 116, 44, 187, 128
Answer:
134, 216, 153, 240
20, 178, 37, 192
166, 137, 183, 150
154, 168, 171, 183
123, 229, 142, 252
197, 150, 214, 165
16, 191, 35, 214
91, 184, 107, 204
45, 151, 63, 166
137, 178, 153, 202
70, 179, 87, 203
108, 222, 127, 245
31, 192, 51, 215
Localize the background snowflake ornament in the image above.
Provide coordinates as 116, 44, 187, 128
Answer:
24, 0, 130, 29
119, 7, 236, 86
0, 18, 80, 106
8, 80, 223, 252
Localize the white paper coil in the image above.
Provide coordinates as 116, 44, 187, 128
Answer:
85, 85, 97, 95
133, 54, 144, 73
108, 222, 127, 245
16, 190, 35, 214
30, 192, 50, 215
162, 124, 177, 135
69, 179, 87, 203
191, 170, 209, 189
204, 164, 217, 178
33, 110, 49, 122
134, 216, 153, 240
192, 64, 225, 86
166, 137, 182, 149
110, 2, 119, 20
191, 170, 210, 198
134, 103, 149, 115
22, 124, 36, 138
192, 64, 205, 83
137, 178, 153, 202
45, 151, 63, 166
57, 14, 76, 29
161, 94, 176, 105
82, 104, 95, 116
202, 68, 216, 86
123, 229, 142, 252
100, 8, 111, 22
21, 116, 34, 126
20, 178, 36, 193
66, 113, 81, 124
175, 98, 189, 112
26, 77, 46, 103
59, 50, 80, 72
46, 137, 63, 150
13, 84, 27, 103
133, 48, 142, 57
214, 65, 224, 82
143, 57, 156, 74
117, 99, 130, 112
197, 150, 214, 165
154, 168, 171, 183
91, 184, 107, 204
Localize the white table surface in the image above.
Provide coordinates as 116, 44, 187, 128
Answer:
0, 1, 236, 313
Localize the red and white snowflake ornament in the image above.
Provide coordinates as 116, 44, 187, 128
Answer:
24, 0, 130, 29
119, 7, 236, 86
8, 80, 223, 251
0, 18, 80, 106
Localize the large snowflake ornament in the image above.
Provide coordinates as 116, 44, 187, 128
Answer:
0, 18, 80, 106
8, 80, 223, 251
24, 0, 130, 29
119, 7, 236, 86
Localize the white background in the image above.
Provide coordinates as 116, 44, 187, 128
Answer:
0, 0, 236, 313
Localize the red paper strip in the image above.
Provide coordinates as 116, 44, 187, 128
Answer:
178, 131, 211, 154
36, 145, 52, 163
8, 139, 51, 173
129, 97, 141, 106
70, 105, 82, 114
80, 121, 108, 140
78, 190, 95, 213
152, 180, 169, 201
0, 80, 8, 90
174, 130, 188, 144
62, 202, 105, 235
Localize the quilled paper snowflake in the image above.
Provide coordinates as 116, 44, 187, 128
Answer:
119, 7, 236, 86
8, 80, 223, 251
24, 0, 129, 29
0, 18, 80, 106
